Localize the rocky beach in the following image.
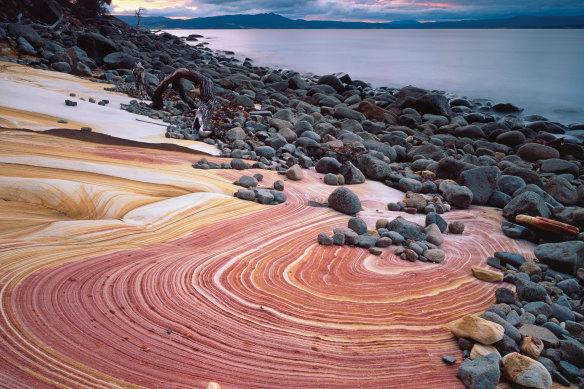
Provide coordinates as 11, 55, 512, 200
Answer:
0, 7, 583, 389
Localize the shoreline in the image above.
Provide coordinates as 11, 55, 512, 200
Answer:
0, 15, 583, 388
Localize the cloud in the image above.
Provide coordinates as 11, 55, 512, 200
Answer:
109, 0, 584, 21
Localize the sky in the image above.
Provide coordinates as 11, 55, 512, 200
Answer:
108, 0, 584, 22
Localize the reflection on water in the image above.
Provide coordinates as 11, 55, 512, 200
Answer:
168, 29, 584, 125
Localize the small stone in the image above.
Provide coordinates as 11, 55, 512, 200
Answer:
231, 158, 247, 170
502, 352, 552, 389
442, 355, 456, 365
285, 164, 303, 181
399, 248, 418, 262
255, 189, 274, 204
519, 324, 559, 348
471, 266, 503, 283
317, 233, 333, 246
495, 287, 515, 304
65, 99, 77, 107
328, 187, 361, 215
57, 119, 68, 124
273, 180, 284, 191
376, 219, 389, 230
235, 188, 255, 201
253, 173, 264, 182
80, 126, 92, 132
448, 221, 465, 234
375, 237, 392, 248
425, 212, 447, 232
237, 175, 258, 188
447, 314, 505, 344
332, 233, 345, 246
323, 173, 338, 185
521, 336, 544, 359
425, 249, 445, 263
387, 202, 401, 211
348, 217, 368, 235
369, 247, 382, 256
424, 224, 444, 246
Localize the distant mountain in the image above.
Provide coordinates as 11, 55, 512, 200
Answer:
115, 13, 584, 29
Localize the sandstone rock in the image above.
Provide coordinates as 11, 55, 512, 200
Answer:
470, 344, 501, 360
518, 324, 559, 348
471, 266, 503, 283
521, 336, 544, 359
447, 314, 505, 344
502, 352, 552, 389
425, 224, 444, 246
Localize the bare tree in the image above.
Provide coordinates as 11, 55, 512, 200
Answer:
136, 65, 216, 138
135, 7, 145, 26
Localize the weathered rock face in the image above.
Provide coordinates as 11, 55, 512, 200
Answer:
502, 353, 552, 389
447, 314, 505, 344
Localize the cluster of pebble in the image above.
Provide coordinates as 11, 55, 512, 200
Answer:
317, 213, 464, 261
232, 174, 287, 205
446, 246, 584, 389
388, 192, 452, 215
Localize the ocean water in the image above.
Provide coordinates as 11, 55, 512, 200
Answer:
167, 29, 584, 125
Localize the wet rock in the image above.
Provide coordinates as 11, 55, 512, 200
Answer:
502, 352, 551, 389
328, 187, 361, 215
458, 353, 500, 389
499, 175, 526, 196
455, 125, 485, 139
501, 221, 536, 241
496, 130, 526, 147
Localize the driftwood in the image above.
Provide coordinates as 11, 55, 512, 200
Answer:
149, 67, 216, 138
132, 61, 151, 98
515, 214, 579, 236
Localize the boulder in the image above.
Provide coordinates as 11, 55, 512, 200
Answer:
348, 217, 368, 235
442, 184, 473, 209
387, 216, 426, 241
460, 166, 501, 205
560, 339, 584, 368
77, 32, 117, 63
317, 74, 344, 93
499, 175, 526, 196
103, 52, 137, 69
455, 125, 485, 139
328, 187, 361, 215
333, 107, 366, 122
502, 191, 551, 221
317, 233, 333, 246
425, 224, 444, 246
447, 314, 505, 344
458, 354, 500, 389
285, 164, 303, 181
540, 158, 579, 177
425, 249, 445, 263
543, 175, 578, 205
315, 157, 342, 174
355, 154, 391, 181
502, 353, 552, 389
434, 157, 474, 181
534, 241, 584, 276
496, 130, 526, 147
7, 23, 43, 47
517, 143, 559, 163
516, 279, 548, 302
396, 86, 452, 117
338, 162, 365, 185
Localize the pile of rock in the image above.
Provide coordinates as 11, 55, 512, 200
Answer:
388, 192, 452, 215
448, 243, 584, 388
232, 173, 287, 205
318, 211, 464, 262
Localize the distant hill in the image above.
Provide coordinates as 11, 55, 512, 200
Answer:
115, 13, 584, 29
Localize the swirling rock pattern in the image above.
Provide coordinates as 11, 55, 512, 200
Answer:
0, 129, 544, 388
0, 65, 550, 389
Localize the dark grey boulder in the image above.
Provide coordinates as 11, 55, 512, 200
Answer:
517, 143, 560, 163
543, 175, 579, 205
355, 154, 391, 181
523, 301, 552, 319
550, 303, 575, 322
495, 287, 515, 304
72, 62, 92, 77
480, 311, 522, 343
534, 241, 584, 276
501, 221, 536, 241
255, 189, 275, 204
502, 191, 551, 221
407, 144, 445, 161
540, 158, 579, 177
493, 251, 526, 268
458, 353, 500, 389
488, 191, 511, 209
235, 188, 255, 201
328, 187, 361, 215
77, 32, 117, 63
387, 216, 426, 241
455, 125, 485, 139
103, 52, 136, 69
315, 157, 342, 174
434, 157, 475, 181
460, 166, 500, 205
254, 146, 276, 158
513, 184, 562, 208
357, 234, 378, 249
516, 278, 549, 302
556, 278, 580, 295
8, 23, 43, 47
499, 175, 526, 196
50, 62, 71, 73
317, 74, 344, 93
348, 217, 368, 235
237, 175, 258, 188
501, 165, 542, 187
398, 178, 422, 193
396, 86, 452, 117
338, 162, 365, 185
442, 184, 473, 209
425, 212, 447, 233
495, 130, 526, 147
560, 339, 584, 368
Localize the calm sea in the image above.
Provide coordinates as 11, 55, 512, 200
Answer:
167, 29, 584, 126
